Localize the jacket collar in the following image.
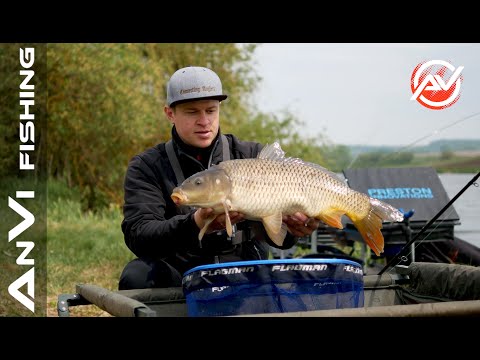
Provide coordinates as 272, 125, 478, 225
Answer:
171, 126, 222, 169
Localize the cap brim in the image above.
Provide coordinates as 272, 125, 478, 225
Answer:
169, 94, 228, 107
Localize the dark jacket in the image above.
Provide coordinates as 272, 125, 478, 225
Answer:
121, 128, 298, 275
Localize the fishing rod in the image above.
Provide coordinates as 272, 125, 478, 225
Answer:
378, 171, 480, 275
380, 111, 480, 164
347, 111, 480, 169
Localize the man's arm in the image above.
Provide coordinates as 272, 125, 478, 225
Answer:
121, 155, 200, 258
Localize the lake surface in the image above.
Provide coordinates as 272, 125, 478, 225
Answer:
439, 173, 480, 248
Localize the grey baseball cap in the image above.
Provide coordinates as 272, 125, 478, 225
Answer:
166, 66, 228, 107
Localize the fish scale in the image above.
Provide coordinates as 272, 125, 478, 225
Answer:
221, 158, 368, 219
171, 142, 404, 256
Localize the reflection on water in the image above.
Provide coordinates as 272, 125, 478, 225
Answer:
439, 173, 480, 248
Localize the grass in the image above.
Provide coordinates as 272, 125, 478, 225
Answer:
410, 153, 480, 173
0, 176, 47, 316
0, 178, 134, 316
45, 179, 134, 316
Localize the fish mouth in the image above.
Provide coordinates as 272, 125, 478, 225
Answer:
171, 189, 188, 205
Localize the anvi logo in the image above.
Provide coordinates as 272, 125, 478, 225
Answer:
410, 60, 464, 110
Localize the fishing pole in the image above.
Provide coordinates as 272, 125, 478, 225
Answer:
380, 111, 480, 164
347, 111, 480, 169
378, 171, 480, 275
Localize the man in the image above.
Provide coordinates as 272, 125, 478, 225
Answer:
119, 66, 319, 290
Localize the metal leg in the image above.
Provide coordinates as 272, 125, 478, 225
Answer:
361, 243, 367, 274
311, 229, 317, 253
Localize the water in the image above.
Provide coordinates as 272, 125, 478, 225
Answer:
439, 173, 480, 248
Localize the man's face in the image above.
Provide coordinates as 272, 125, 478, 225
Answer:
164, 99, 220, 148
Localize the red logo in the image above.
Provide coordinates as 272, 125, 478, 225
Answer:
410, 60, 464, 110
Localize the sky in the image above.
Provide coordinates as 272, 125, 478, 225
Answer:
251, 43, 480, 147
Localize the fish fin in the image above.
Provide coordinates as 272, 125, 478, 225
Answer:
258, 143, 345, 184
222, 201, 233, 237
199, 214, 217, 241
369, 198, 405, 223
317, 209, 345, 229
350, 198, 404, 256
262, 213, 287, 247
258, 142, 286, 161
352, 214, 384, 257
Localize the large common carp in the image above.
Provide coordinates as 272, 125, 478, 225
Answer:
171, 142, 404, 256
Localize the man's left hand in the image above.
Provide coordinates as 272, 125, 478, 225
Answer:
283, 212, 320, 237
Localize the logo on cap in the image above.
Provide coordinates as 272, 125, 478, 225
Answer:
179, 86, 217, 95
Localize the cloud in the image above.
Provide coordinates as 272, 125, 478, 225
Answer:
253, 43, 480, 146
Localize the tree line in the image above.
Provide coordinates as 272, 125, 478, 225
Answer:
1, 43, 354, 211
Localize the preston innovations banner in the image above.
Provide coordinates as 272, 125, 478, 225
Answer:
343, 167, 460, 223
0, 44, 47, 316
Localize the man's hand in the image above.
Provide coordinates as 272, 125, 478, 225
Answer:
194, 209, 318, 238
283, 212, 320, 237
194, 208, 245, 234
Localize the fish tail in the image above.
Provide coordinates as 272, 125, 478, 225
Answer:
351, 198, 404, 256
